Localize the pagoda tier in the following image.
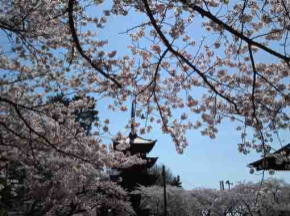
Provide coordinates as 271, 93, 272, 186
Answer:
111, 130, 158, 192
113, 133, 157, 155
248, 144, 290, 171
121, 157, 158, 171
146, 157, 158, 168
118, 169, 156, 190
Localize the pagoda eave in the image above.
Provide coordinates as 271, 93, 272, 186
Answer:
146, 157, 158, 168
249, 157, 290, 171
248, 144, 290, 171
130, 141, 157, 154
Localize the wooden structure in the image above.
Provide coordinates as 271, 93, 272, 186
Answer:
112, 132, 158, 190
111, 99, 158, 190
248, 144, 290, 171
113, 133, 157, 168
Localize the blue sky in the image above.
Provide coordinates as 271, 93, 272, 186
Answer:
91, 2, 290, 190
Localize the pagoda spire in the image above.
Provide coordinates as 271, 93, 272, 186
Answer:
111, 95, 158, 192
130, 96, 137, 138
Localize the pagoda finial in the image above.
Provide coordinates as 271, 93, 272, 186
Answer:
130, 96, 137, 137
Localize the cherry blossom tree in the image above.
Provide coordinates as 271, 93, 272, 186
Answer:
1, 0, 290, 214
136, 179, 290, 215
0, 1, 140, 213
120, 0, 290, 154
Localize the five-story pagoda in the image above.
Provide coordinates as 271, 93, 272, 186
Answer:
111, 100, 158, 191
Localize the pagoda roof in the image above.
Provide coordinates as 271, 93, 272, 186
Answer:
123, 157, 158, 171
128, 133, 156, 144
113, 133, 157, 153
128, 137, 155, 145
248, 144, 290, 171
146, 157, 158, 168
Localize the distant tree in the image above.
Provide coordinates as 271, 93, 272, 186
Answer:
135, 185, 191, 216
136, 179, 290, 216
149, 164, 182, 187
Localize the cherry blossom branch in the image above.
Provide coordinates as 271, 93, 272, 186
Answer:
119, 21, 151, 34
0, 21, 27, 33
154, 92, 167, 131
281, 0, 290, 21
256, 74, 286, 97
67, 0, 122, 88
137, 48, 169, 96
0, 97, 44, 113
241, 199, 255, 216
180, 0, 290, 63
15, 107, 93, 164
0, 121, 28, 142
141, 0, 240, 114
139, 48, 169, 132
248, 44, 258, 123
139, 47, 180, 143
248, 45, 269, 157
27, 128, 34, 156
0, 97, 95, 165
153, 91, 179, 147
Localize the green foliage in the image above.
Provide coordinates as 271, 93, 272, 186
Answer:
148, 165, 182, 187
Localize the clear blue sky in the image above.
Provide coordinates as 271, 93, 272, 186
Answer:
91, 2, 290, 190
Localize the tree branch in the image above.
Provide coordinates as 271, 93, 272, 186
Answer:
180, 0, 290, 63
141, 0, 240, 114
67, 0, 122, 88
0, 97, 95, 165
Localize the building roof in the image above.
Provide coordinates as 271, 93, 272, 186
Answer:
248, 144, 290, 171
146, 157, 158, 168
113, 133, 157, 153
128, 134, 157, 145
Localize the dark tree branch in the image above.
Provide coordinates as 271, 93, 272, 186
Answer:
248, 44, 258, 122
138, 48, 169, 96
180, 0, 290, 63
248, 45, 268, 157
281, 0, 290, 21
0, 97, 96, 165
141, 0, 240, 114
67, 0, 122, 88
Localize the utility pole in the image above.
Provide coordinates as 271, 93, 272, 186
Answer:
220, 180, 224, 191
225, 180, 233, 190
162, 165, 167, 216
